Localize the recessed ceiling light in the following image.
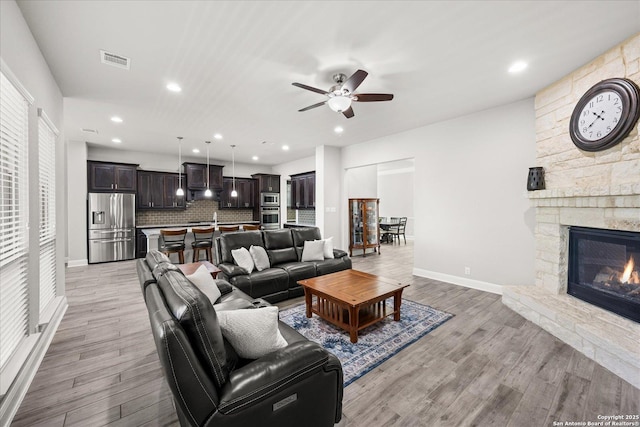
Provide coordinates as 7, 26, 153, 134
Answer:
166, 82, 182, 92
112, 138, 122, 144
213, 133, 223, 140
192, 148, 200, 153
110, 116, 123, 123
252, 156, 259, 161
334, 126, 344, 134
282, 145, 289, 151
508, 61, 528, 73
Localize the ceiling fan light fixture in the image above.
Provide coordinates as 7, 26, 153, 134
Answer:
327, 96, 352, 113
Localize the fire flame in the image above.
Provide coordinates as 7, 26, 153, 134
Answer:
620, 255, 635, 284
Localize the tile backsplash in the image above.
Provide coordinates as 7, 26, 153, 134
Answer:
136, 200, 254, 225
297, 209, 316, 224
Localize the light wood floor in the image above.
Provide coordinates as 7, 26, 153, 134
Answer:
12, 241, 639, 426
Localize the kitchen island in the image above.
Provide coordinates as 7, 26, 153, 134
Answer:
138, 221, 260, 262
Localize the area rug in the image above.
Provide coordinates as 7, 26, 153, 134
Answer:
278, 299, 453, 387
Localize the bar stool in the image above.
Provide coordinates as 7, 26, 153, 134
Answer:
242, 224, 260, 231
219, 225, 240, 233
160, 229, 187, 264
191, 227, 214, 262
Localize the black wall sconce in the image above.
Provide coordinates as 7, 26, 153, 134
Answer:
527, 167, 545, 191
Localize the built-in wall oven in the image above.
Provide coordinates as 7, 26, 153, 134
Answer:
261, 192, 280, 207
261, 207, 280, 230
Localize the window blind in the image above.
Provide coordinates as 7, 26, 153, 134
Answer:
0, 70, 30, 369
38, 109, 58, 313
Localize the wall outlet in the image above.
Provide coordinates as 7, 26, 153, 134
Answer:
464, 267, 471, 275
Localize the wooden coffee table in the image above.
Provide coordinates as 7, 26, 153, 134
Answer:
298, 269, 409, 343
177, 260, 221, 279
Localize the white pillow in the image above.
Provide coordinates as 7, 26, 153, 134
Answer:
322, 237, 334, 259
301, 240, 325, 262
231, 247, 255, 274
216, 306, 288, 359
185, 264, 222, 304
250, 245, 270, 271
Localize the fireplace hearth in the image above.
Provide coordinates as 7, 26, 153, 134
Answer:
568, 227, 640, 323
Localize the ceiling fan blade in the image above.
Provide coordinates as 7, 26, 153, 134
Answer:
353, 93, 394, 102
292, 82, 329, 95
342, 70, 368, 94
342, 106, 355, 118
298, 101, 327, 112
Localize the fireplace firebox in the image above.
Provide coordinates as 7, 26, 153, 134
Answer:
568, 227, 640, 323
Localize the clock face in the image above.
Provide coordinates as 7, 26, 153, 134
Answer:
576, 91, 623, 141
569, 78, 640, 152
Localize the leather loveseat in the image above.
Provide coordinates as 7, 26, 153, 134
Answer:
137, 251, 344, 427
215, 227, 352, 303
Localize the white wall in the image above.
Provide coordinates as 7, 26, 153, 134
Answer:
377, 166, 415, 237
315, 146, 341, 241
341, 98, 537, 290
67, 141, 88, 266
345, 165, 378, 198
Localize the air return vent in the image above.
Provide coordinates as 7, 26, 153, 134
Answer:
100, 50, 130, 70
81, 128, 98, 134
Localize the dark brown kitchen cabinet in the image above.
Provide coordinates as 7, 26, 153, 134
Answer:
164, 174, 185, 209
184, 163, 224, 191
136, 229, 148, 258
220, 177, 256, 209
137, 170, 184, 209
291, 171, 315, 209
252, 174, 280, 193
88, 161, 138, 192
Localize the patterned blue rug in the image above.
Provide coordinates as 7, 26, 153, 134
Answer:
279, 299, 453, 387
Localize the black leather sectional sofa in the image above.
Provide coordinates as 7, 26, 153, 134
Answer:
137, 251, 343, 427
215, 227, 352, 302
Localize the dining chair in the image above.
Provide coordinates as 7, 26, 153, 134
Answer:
242, 224, 261, 231
191, 227, 214, 262
389, 217, 408, 244
159, 229, 187, 263
218, 225, 240, 233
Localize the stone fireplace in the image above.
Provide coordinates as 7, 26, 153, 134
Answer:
502, 34, 640, 388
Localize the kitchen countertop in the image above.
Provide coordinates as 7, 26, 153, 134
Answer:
136, 221, 259, 229
283, 222, 316, 228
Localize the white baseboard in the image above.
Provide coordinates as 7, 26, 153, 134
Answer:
412, 268, 503, 295
0, 297, 68, 426
66, 259, 88, 268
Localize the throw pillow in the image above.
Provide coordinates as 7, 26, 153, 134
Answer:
231, 247, 255, 274
216, 306, 288, 359
322, 237, 334, 259
301, 239, 325, 262
185, 264, 222, 304
250, 245, 270, 271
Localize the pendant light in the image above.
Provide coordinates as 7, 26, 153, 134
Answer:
204, 141, 212, 197
176, 136, 184, 196
230, 144, 237, 198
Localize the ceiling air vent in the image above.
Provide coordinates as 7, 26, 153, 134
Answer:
100, 50, 130, 70
81, 128, 98, 134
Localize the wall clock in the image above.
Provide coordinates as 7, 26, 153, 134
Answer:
569, 77, 640, 152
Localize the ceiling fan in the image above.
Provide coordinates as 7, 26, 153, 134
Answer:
292, 69, 393, 118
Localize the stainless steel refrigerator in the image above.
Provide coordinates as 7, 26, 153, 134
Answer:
88, 193, 136, 263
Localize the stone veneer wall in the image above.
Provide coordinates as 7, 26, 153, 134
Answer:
502, 34, 640, 388
136, 199, 254, 226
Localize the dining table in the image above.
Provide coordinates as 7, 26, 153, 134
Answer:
379, 220, 400, 243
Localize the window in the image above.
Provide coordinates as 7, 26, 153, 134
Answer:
38, 109, 58, 313
0, 70, 31, 370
